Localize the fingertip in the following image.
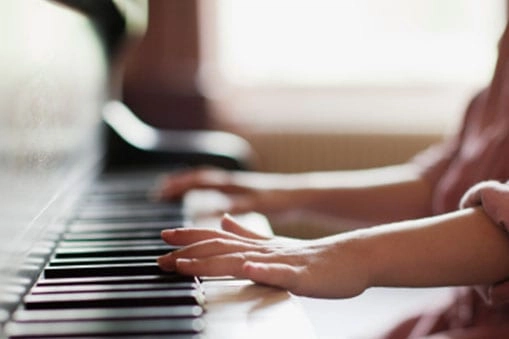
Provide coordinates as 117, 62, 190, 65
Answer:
220, 213, 237, 229
160, 229, 176, 241
157, 254, 175, 272
158, 178, 186, 201
155, 181, 175, 199
222, 212, 234, 222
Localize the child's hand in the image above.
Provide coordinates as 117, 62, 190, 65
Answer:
157, 214, 370, 299
154, 168, 306, 216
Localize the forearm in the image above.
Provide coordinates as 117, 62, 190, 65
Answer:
354, 207, 509, 288
290, 164, 433, 224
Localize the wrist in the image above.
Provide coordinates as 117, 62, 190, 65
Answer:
329, 230, 377, 294
350, 231, 378, 291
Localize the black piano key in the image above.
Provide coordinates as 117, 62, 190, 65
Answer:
54, 245, 176, 258
4, 318, 205, 337
23, 290, 204, 309
36, 275, 196, 287
12, 305, 203, 322
30, 282, 197, 294
67, 221, 187, 233
48, 256, 159, 266
44, 262, 175, 278
62, 231, 162, 241
57, 239, 166, 248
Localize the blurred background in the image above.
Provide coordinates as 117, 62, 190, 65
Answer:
123, 0, 506, 173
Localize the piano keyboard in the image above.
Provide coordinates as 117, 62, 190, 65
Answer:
4, 171, 206, 338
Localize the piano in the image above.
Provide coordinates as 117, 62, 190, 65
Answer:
0, 1, 315, 338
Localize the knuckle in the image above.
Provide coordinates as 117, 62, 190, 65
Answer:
208, 238, 229, 247
241, 250, 263, 261
232, 252, 247, 262
258, 246, 272, 254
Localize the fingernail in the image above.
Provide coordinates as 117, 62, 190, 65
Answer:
161, 229, 176, 239
175, 258, 192, 268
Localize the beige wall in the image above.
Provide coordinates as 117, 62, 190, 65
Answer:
240, 131, 441, 173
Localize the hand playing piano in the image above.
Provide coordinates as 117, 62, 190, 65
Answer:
157, 214, 370, 299
156, 167, 308, 217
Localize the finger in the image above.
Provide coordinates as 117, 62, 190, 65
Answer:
171, 249, 287, 277
157, 171, 203, 200
225, 192, 286, 216
160, 228, 258, 246
187, 195, 261, 218
157, 168, 247, 200
158, 236, 264, 271
158, 235, 269, 271
221, 214, 271, 240
172, 253, 251, 277
242, 262, 300, 292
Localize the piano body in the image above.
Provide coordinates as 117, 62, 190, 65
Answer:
0, 1, 315, 338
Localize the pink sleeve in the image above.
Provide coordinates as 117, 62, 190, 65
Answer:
411, 137, 458, 187
460, 180, 509, 305
411, 89, 487, 189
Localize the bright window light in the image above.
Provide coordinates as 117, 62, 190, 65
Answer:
212, 0, 505, 87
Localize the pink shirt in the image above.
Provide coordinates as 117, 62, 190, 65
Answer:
415, 21, 509, 306
416, 87, 509, 218
384, 23, 509, 338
